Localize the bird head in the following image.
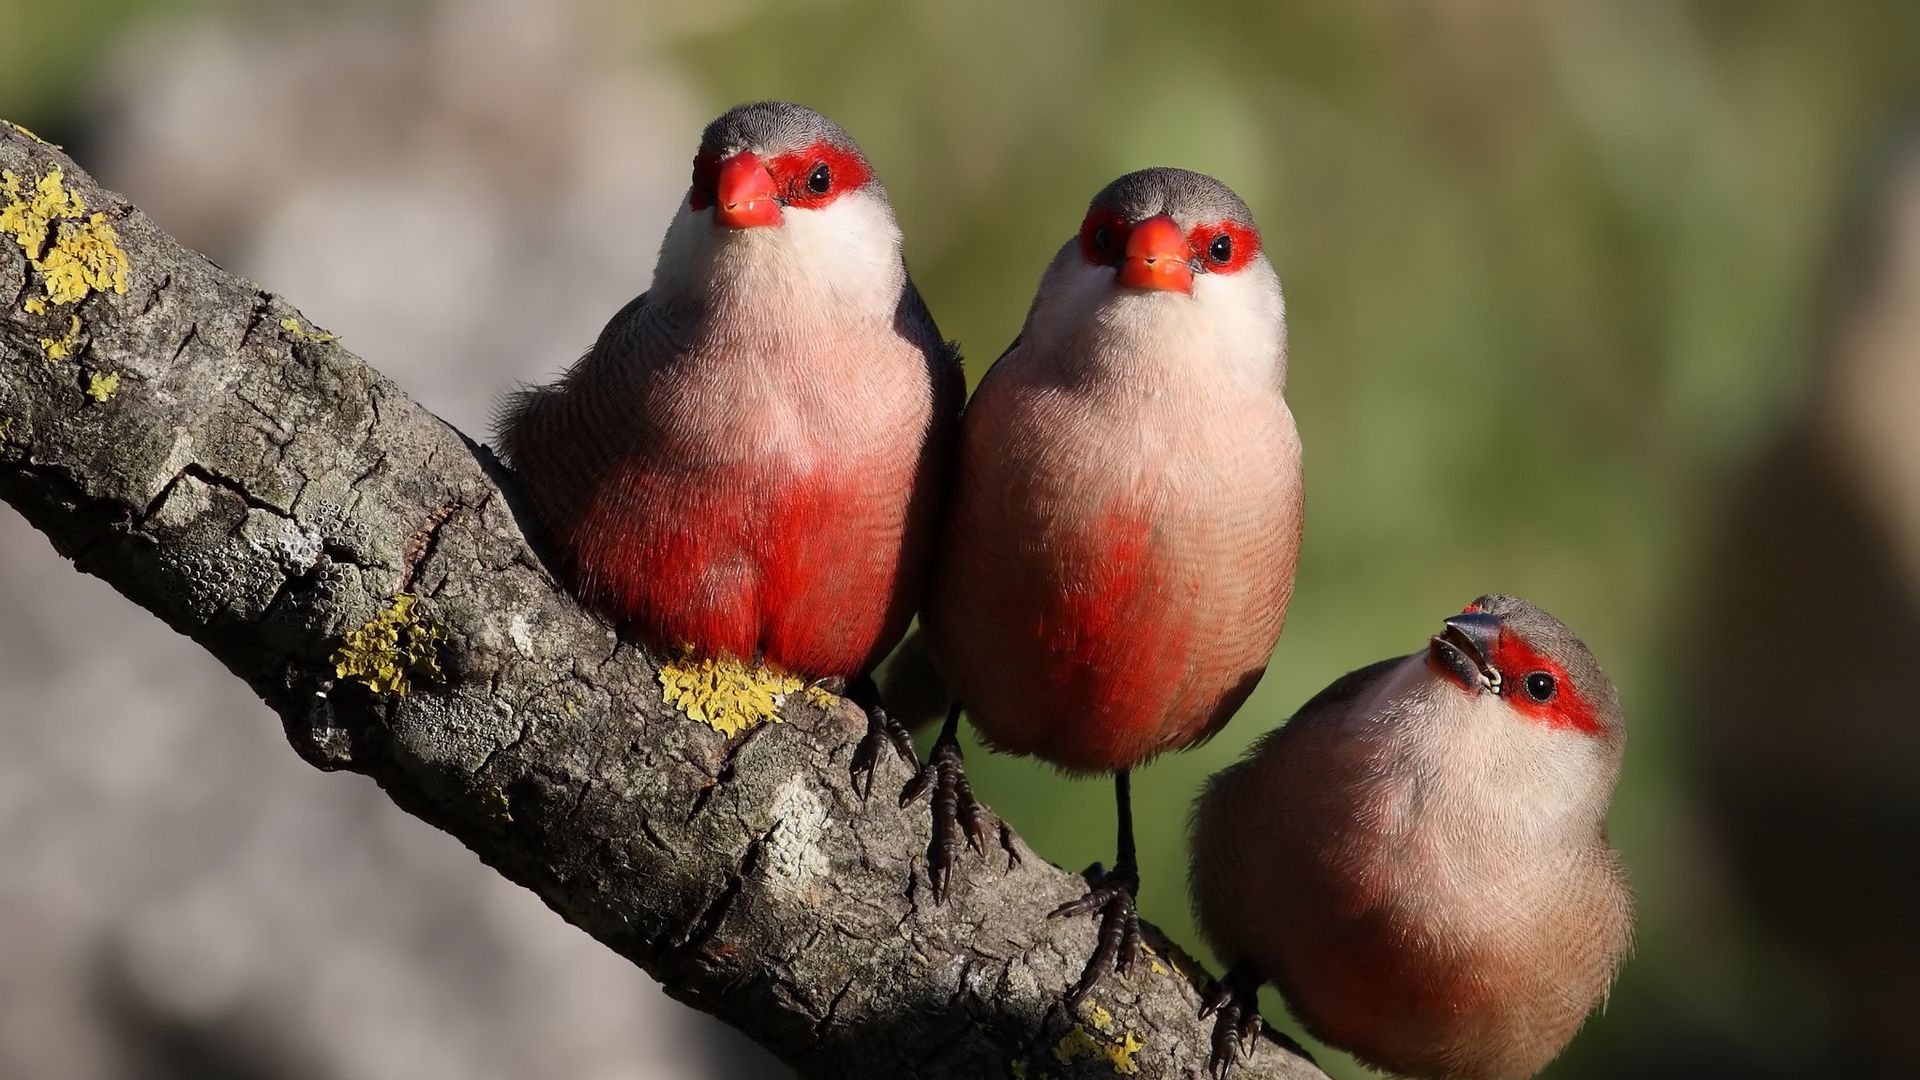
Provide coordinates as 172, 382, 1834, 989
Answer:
654, 101, 902, 313
687, 101, 878, 231
1025, 168, 1287, 388
1426, 595, 1623, 739
1076, 168, 1265, 298
1407, 594, 1627, 834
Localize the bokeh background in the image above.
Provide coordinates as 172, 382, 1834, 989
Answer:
4, 1, 1918, 1077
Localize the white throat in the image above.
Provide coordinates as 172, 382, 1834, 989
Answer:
1382, 656, 1617, 849
649, 190, 906, 332
1019, 247, 1289, 395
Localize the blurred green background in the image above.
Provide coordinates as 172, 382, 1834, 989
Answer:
6, 1, 1920, 1078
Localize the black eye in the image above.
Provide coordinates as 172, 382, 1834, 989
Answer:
1524, 672, 1557, 702
1208, 233, 1233, 264
1093, 224, 1115, 257
807, 163, 832, 194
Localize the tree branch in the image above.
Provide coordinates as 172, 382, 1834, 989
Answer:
0, 127, 1324, 1080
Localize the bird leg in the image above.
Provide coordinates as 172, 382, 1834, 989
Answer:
1051, 770, 1144, 1008
900, 703, 992, 902
847, 673, 918, 801
1200, 964, 1269, 1078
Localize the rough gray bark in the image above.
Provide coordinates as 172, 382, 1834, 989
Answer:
0, 127, 1325, 1080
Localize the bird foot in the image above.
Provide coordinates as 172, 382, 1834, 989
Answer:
849, 702, 918, 801
1051, 862, 1142, 1008
900, 732, 992, 902
1200, 967, 1266, 1078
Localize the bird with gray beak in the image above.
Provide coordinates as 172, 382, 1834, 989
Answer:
1189, 595, 1632, 1079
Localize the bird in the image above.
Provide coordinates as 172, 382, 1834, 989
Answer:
920, 167, 1303, 1005
1189, 595, 1633, 1080
496, 101, 962, 776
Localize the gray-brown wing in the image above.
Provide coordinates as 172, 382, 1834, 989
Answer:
894, 276, 965, 423
1281, 655, 1407, 732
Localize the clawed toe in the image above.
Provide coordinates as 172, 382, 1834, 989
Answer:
902, 732, 992, 902
849, 704, 917, 801
1201, 967, 1270, 1079
1052, 865, 1142, 1008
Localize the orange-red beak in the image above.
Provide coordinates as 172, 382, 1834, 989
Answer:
1116, 214, 1193, 294
714, 151, 781, 229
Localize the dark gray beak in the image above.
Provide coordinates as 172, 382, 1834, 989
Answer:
1428, 611, 1503, 694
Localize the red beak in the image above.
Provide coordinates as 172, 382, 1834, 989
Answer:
1117, 214, 1193, 294
714, 152, 781, 229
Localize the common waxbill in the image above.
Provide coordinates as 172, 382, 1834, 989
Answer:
921, 168, 1303, 1003
1190, 595, 1633, 1079
497, 101, 961, 772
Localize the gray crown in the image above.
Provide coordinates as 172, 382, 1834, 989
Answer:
1089, 167, 1257, 230
1469, 594, 1622, 734
700, 101, 866, 162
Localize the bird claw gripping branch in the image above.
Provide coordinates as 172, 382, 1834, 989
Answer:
900, 706, 993, 902
847, 675, 918, 801
1052, 860, 1143, 1009
1199, 966, 1270, 1079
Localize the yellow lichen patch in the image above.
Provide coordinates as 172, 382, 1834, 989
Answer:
332, 594, 449, 697
39, 314, 79, 360
804, 683, 838, 709
85, 371, 119, 403
480, 786, 513, 829
658, 654, 804, 737
1104, 1032, 1145, 1074
1051, 1022, 1145, 1076
23, 296, 46, 314
1082, 1002, 1115, 1033
4, 121, 57, 147
1139, 943, 1167, 976
1140, 943, 1181, 978
39, 216, 130, 304
0, 166, 129, 307
0, 170, 58, 260
280, 316, 337, 342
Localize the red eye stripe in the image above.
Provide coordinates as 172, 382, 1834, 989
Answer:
766, 140, 873, 209
1488, 633, 1604, 737
1079, 210, 1129, 264
1079, 214, 1262, 273
688, 150, 720, 211
686, 142, 872, 214
1188, 220, 1260, 274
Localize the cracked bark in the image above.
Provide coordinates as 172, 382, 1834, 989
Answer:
0, 128, 1327, 1080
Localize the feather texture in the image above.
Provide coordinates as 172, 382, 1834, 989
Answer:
927, 169, 1301, 773
499, 179, 961, 678
1190, 601, 1632, 1080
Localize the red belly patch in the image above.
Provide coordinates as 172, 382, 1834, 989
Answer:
560, 455, 917, 678
970, 511, 1202, 772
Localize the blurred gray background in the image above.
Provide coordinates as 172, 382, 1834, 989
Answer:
4, 0, 1919, 1077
